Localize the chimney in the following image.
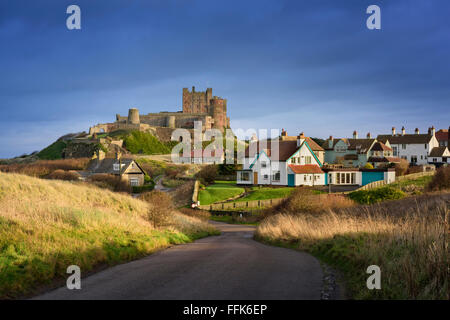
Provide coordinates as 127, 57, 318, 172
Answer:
367, 132, 372, 139
297, 132, 305, 147
415, 128, 420, 135
431, 126, 435, 136
192, 86, 195, 92
281, 128, 287, 140
353, 130, 358, 139
448, 126, 450, 147
392, 127, 396, 136
402, 126, 406, 135
328, 136, 333, 149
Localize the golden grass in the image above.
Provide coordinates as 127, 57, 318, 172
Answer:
256, 192, 449, 299
0, 172, 216, 298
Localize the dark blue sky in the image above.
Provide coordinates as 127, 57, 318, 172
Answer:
1, 0, 449, 158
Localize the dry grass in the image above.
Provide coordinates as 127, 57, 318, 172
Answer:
256, 192, 449, 299
0, 172, 217, 299
0, 158, 90, 178
46, 169, 81, 181
265, 188, 355, 215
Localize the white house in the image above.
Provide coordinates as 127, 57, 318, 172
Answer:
428, 146, 450, 166
237, 133, 325, 186
377, 126, 439, 165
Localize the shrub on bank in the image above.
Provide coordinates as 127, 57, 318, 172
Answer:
348, 186, 405, 204
427, 166, 450, 191
47, 169, 81, 181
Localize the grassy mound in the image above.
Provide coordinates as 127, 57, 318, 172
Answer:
0, 172, 217, 299
124, 131, 172, 155
37, 140, 67, 160
348, 186, 405, 204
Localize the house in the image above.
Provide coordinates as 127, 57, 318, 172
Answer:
278, 129, 325, 164
321, 131, 377, 167
88, 153, 146, 186
428, 146, 450, 166
237, 133, 325, 186
236, 132, 395, 187
377, 126, 439, 165
435, 127, 449, 147
367, 141, 402, 168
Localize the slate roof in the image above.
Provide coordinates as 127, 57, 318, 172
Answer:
288, 164, 324, 174
429, 146, 449, 157
377, 134, 433, 144
371, 141, 392, 152
368, 156, 402, 163
88, 158, 144, 175
321, 138, 376, 154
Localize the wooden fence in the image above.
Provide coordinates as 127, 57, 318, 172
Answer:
198, 198, 285, 211
353, 171, 435, 192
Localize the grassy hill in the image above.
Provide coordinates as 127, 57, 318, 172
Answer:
0, 172, 217, 299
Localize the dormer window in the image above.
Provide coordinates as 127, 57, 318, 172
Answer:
113, 163, 120, 171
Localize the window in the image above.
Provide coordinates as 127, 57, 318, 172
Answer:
402, 144, 406, 150
392, 146, 398, 156
305, 156, 312, 164
411, 156, 417, 163
130, 178, 139, 186
346, 173, 350, 184
272, 171, 280, 181
241, 172, 250, 181
304, 175, 307, 182
263, 174, 268, 179
329, 174, 333, 184
424, 144, 427, 149
433, 158, 437, 162
291, 158, 296, 164
113, 163, 120, 171
351, 173, 355, 184
261, 162, 267, 168
337, 173, 340, 184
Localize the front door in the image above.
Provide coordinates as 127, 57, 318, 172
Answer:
253, 172, 258, 185
288, 174, 295, 186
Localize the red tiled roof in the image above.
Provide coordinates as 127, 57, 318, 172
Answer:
435, 129, 448, 142
288, 164, 324, 174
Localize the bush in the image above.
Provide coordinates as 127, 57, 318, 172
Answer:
140, 191, 174, 227
132, 184, 155, 193
427, 166, 450, 191
348, 186, 405, 204
47, 170, 80, 181
88, 174, 131, 193
395, 159, 409, 176
195, 165, 217, 185
266, 188, 354, 215
364, 163, 374, 169
0, 158, 90, 177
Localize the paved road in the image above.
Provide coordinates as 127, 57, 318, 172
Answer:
35, 222, 328, 300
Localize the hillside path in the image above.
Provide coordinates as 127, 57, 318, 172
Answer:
34, 222, 334, 300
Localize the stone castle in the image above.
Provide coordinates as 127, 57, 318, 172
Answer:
89, 87, 230, 138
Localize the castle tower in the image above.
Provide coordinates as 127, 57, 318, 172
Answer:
182, 87, 212, 114
127, 108, 140, 125
209, 97, 227, 130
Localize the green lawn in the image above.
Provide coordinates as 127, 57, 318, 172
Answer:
390, 175, 433, 190
235, 186, 294, 202
198, 181, 245, 205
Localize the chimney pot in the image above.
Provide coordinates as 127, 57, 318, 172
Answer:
367, 132, 371, 138
402, 126, 406, 135
415, 128, 420, 135
353, 131, 358, 139
392, 127, 396, 136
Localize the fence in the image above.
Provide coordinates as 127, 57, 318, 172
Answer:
353, 171, 435, 192
198, 198, 285, 211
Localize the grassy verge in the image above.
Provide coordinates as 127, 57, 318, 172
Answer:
198, 181, 245, 205
235, 186, 294, 202
0, 172, 218, 299
255, 192, 449, 299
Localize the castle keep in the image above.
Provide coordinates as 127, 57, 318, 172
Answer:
89, 87, 230, 137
